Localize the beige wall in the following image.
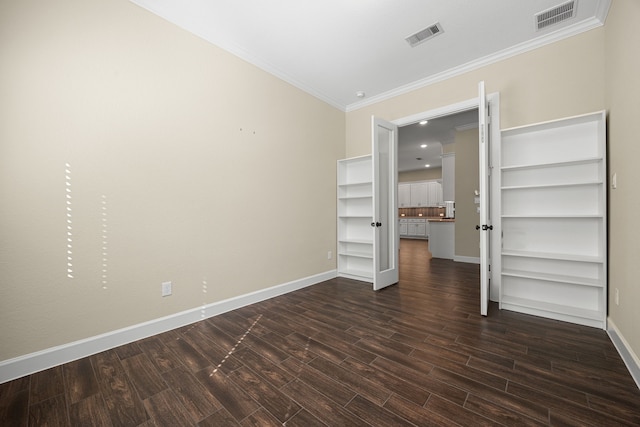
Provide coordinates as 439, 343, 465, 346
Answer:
453, 129, 480, 259
399, 167, 442, 182
346, 28, 606, 157
0, 0, 344, 360
606, 0, 640, 362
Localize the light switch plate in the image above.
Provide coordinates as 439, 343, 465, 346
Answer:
162, 281, 172, 297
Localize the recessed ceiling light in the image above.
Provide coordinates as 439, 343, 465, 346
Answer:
419, 120, 428, 125
356, 91, 366, 98
420, 144, 427, 148
425, 164, 430, 168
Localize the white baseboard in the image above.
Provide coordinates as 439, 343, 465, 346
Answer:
607, 318, 640, 390
454, 255, 480, 264
0, 270, 337, 384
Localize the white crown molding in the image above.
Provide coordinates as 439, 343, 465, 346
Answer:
346, 14, 609, 113
0, 269, 337, 384
131, 0, 611, 113
129, 0, 346, 111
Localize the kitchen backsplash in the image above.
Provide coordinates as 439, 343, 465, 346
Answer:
399, 207, 446, 218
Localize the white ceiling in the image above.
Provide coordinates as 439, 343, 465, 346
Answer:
398, 109, 478, 172
130, 0, 610, 112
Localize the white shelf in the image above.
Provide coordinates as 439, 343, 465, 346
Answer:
501, 181, 602, 191
339, 269, 374, 280
501, 269, 602, 288
501, 296, 602, 322
337, 156, 374, 283
501, 249, 603, 263
501, 156, 602, 171
338, 250, 373, 259
501, 214, 603, 219
338, 195, 372, 200
338, 180, 372, 187
499, 111, 607, 329
338, 238, 373, 245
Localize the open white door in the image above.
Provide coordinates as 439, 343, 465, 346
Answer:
478, 81, 491, 316
372, 117, 399, 290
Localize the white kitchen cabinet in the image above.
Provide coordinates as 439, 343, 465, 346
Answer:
337, 155, 373, 282
409, 182, 429, 207
399, 180, 441, 207
399, 218, 408, 235
500, 111, 607, 329
398, 183, 411, 207
442, 153, 455, 201
400, 218, 428, 239
427, 180, 443, 206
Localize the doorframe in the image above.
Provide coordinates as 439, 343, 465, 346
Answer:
391, 94, 501, 302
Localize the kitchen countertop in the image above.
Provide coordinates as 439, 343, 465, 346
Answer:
427, 218, 455, 222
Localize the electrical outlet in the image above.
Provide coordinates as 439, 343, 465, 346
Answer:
327, 251, 333, 260
162, 281, 172, 297
615, 288, 619, 306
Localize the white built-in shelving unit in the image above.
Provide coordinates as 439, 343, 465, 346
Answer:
337, 155, 374, 283
499, 111, 607, 329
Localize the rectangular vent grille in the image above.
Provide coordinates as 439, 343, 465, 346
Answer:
406, 22, 443, 47
536, 1, 576, 30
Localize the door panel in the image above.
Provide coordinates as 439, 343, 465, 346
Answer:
478, 81, 491, 316
372, 117, 398, 290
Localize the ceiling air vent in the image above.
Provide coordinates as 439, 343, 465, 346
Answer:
535, 1, 576, 31
405, 22, 443, 47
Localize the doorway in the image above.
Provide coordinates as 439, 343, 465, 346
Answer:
390, 92, 501, 305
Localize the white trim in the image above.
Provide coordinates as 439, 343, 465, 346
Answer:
346, 14, 608, 112
454, 256, 480, 264
0, 270, 337, 384
129, 0, 345, 111
607, 318, 640, 390
131, 0, 610, 113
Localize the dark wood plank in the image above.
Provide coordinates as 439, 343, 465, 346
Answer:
425, 394, 499, 427
371, 356, 467, 406
0, 376, 29, 401
280, 357, 357, 407
64, 358, 100, 404
28, 394, 69, 427
69, 394, 112, 427
345, 394, 416, 426
238, 407, 282, 427
233, 347, 295, 388
162, 366, 221, 423
0, 387, 29, 427
308, 356, 391, 406
228, 366, 300, 423
113, 342, 143, 360
281, 408, 328, 427
137, 336, 183, 374
143, 389, 193, 427
164, 335, 211, 373
91, 350, 149, 427
383, 393, 460, 427
339, 357, 431, 406
195, 368, 259, 422
120, 353, 167, 400
29, 366, 64, 404
280, 379, 369, 427
197, 407, 241, 427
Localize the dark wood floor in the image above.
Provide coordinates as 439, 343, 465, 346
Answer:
2, 239, 639, 426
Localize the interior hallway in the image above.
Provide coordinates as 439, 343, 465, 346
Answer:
1, 239, 639, 426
